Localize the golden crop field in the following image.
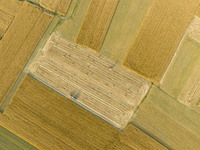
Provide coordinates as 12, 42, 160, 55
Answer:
0, 0, 200, 149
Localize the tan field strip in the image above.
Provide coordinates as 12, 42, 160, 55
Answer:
132, 86, 200, 150
0, 0, 23, 38
0, 2, 53, 105
123, 0, 200, 84
39, 0, 71, 16
0, 0, 22, 16
29, 33, 151, 129
100, 0, 155, 64
161, 17, 200, 112
118, 124, 167, 150
75, 0, 119, 52
0, 9, 14, 38
56, 0, 91, 42
0, 75, 166, 150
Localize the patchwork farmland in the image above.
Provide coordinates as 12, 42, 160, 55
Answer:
0, 0, 200, 149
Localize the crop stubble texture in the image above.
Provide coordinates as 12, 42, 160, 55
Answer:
39, 0, 71, 16
0, 0, 22, 38
29, 33, 151, 129
0, 2, 53, 105
0, 75, 166, 150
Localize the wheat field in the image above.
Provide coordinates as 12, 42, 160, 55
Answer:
0, 0, 200, 149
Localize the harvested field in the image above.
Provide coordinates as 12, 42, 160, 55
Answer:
29, 33, 151, 129
1, 0, 200, 149
0, 75, 166, 150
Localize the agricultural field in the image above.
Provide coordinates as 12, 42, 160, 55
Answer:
0, 0, 200, 149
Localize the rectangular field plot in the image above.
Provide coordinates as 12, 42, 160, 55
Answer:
161, 17, 200, 112
29, 34, 151, 129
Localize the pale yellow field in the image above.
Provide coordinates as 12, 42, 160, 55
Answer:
132, 86, 200, 150
29, 34, 151, 129
56, 0, 91, 42
160, 16, 200, 113
100, 0, 155, 64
